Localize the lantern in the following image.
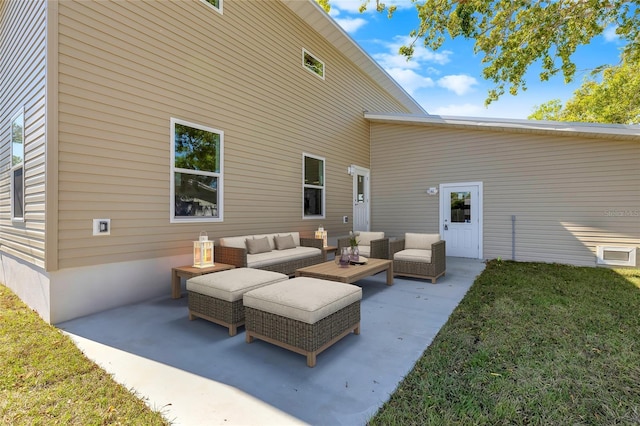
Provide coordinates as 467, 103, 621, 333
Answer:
193, 231, 214, 268
315, 225, 328, 248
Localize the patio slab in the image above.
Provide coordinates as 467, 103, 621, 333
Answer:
58, 257, 485, 425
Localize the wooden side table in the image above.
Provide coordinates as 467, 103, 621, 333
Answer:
321, 245, 338, 261
171, 263, 235, 299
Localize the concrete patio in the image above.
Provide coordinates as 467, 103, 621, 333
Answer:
58, 257, 485, 425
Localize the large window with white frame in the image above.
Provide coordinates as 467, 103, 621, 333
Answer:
11, 111, 24, 221
200, 0, 223, 14
171, 118, 223, 222
303, 153, 325, 218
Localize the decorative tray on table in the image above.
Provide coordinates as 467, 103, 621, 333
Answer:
350, 256, 368, 265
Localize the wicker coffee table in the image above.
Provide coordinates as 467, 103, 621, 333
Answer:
295, 258, 393, 285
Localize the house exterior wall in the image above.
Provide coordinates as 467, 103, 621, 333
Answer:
54, 0, 409, 272
0, 0, 51, 318
0, 0, 414, 323
370, 122, 640, 267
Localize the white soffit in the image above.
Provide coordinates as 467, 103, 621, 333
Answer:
364, 112, 640, 141
281, 0, 426, 115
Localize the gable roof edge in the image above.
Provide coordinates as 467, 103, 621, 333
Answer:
281, 0, 426, 115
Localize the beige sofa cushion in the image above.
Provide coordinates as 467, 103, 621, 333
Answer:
247, 246, 320, 269
357, 245, 370, 257
274, 234, 296, 250
186, 268, 288, 302
243, 277, 362, 324
356, 231, 384, 246
394, 249, 432, 263
246, 236, 272, 254
405, 233, 440, 250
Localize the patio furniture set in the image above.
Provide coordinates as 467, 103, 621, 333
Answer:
176, 231, 446, 367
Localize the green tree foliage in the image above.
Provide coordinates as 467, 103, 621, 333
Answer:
316, 0, 330, 13
529, 58, 640, 124
528, 99, 564, 121
324, 0, 639, 106
174, 123, 219, 173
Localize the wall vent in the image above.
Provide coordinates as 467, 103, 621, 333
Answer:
596, 246, 637, 267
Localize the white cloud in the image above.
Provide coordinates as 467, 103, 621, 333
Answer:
385, 68, 434, 94
603, 25, 619, 42
373, 51, 420, 70
437, 74, 478, 96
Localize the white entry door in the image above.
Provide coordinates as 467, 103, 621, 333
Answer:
440, 182, 483, 258
351, 166, 370, 232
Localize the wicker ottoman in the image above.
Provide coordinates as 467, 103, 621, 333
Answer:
243, 277, 362, 367
187, 268, 288, 336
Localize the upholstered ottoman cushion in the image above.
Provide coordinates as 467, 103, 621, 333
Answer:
243, 277, 362, 367
187, 268, 288, 302
187, 268, 288, 336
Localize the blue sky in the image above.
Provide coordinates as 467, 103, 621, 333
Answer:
327, 0, 624, 119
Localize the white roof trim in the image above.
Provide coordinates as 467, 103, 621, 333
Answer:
364, 112, 640, 140
281, 0, 426, 115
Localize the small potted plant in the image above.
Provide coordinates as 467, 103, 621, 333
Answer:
348, 231, 359, 262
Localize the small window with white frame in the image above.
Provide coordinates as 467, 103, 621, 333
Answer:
10, 110, 25, 221
303, 153, 325, 218
302, 49, 325, 79
200, 0, 222, 14
171, 118, 223, 222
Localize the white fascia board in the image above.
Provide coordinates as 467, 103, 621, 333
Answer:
364, 112, 640, 140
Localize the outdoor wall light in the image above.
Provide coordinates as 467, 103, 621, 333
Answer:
426, 187, 439, 196
193, 231, 214, 268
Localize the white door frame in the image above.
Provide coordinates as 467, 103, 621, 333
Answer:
351, 165, 370, 232
439, 181, 483, 259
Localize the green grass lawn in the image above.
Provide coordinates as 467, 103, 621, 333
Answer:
370, 261, 640, 425
2, 261, 639, 424
0, 285, 169, 425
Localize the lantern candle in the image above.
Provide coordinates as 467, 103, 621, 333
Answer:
314, 226, 328, 248
193, 232, 214, 268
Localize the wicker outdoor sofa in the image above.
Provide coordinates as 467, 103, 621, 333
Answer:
214, 232, 324, 276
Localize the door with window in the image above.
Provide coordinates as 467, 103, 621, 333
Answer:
440, 182, 482, 258
352, 166, 370, 232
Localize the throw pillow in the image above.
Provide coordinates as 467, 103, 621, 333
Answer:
246, 236, 272, 254
274, 234, 296, 250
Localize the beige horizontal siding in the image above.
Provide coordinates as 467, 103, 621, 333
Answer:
55, 0, 410, 269
371, 123, 640, 266
0, 0, 47, 268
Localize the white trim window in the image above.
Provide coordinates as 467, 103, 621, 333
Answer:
10, 111, 24, 221
200, 0, 223, 14
302, 49, 325, 80
303, 153, 325, 219
171, 118, 223, 223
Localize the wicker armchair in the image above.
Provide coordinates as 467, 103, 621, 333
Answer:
337, 231, 389, 260
389, 233, 446, 283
